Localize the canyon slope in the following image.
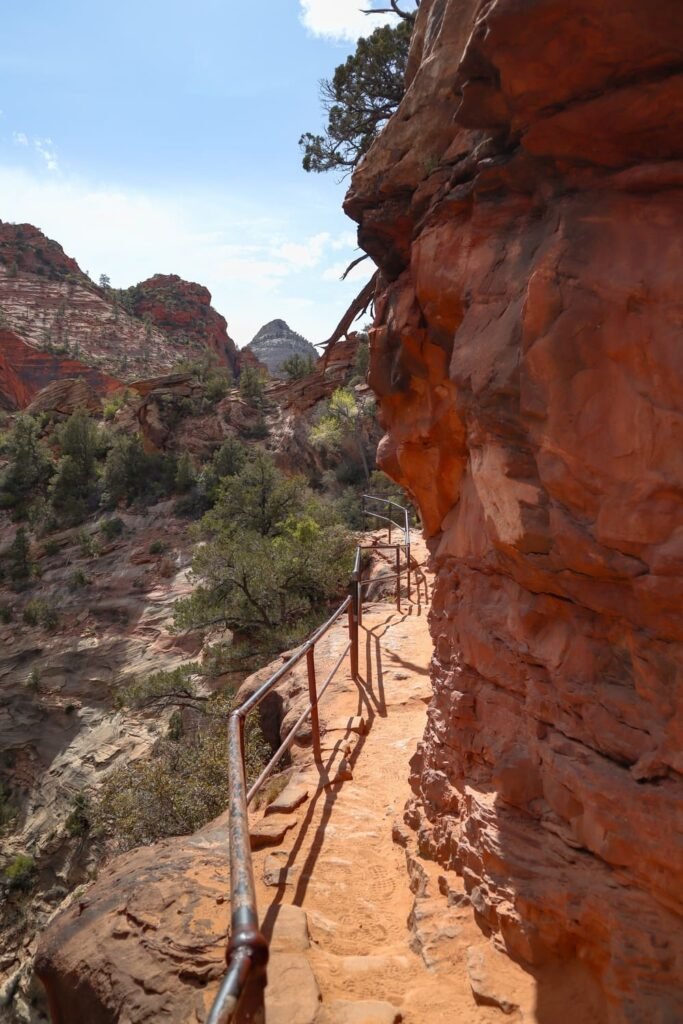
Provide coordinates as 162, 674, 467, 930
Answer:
345, 0, 683, 1020
0, 222, 238, 407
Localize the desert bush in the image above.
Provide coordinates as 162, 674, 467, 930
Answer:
64, 791, 91, 837
23, 599, 58, 629
94, 690, 268, 850
149, 539, 166, 555
282, 354, 314, 380
3, 853, 35, 891
100, 516, 124, 541
69, 569, 87, 589
77, 529, 101, 558
174, 452, 194, 493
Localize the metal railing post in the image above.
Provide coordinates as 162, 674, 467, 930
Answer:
306, 646, 322, 764
395, 544, 401, 612
348, 575, 359, 682
405, 509, 411, 602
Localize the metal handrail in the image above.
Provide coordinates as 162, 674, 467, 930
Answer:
207, 496, 414, 1024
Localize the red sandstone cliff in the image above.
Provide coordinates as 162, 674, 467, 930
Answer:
125, 274, 239, 375
0, 223, 238, 408
345, 1, 683, 1019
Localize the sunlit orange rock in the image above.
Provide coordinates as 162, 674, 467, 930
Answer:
346, 0, 683, 1018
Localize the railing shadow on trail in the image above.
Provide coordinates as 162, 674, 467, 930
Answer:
207, 495, 428, 1024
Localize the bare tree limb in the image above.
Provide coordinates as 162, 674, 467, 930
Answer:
341, 253, 369, 280
321, 272, 378, 365
362, 0, 418, 22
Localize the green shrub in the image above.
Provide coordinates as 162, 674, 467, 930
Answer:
103, 434, 175, 506
0, 604, 13, 624
0, 415, 53, 517
49, 409, 100, 523
23, 599, 58, 629
4, 853, 35, 891
173, 452, 353, 649
239, 365, 266, 408
6, 527, 32, 582
204, 370, 232, 404
281, 354, 314, 380
174, 452, 194, 493
100, 516, 124, 541
64, 792, 91, 837
103, 392, 127, 421
44, 538, 60, 557
94, 691, 268, 850
77, 529, 101, 558
69, 569, 87, 589
149, 539, 166, 555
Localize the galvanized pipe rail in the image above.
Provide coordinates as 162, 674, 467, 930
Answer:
207, 495, 413, 1024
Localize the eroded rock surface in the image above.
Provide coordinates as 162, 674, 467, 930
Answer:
345, 1, 683, 1019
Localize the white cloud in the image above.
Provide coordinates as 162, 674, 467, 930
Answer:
276, 231, 330, 269
33, 137, 58, 171
0, 164, 367, 346
299, 0, 398, 41
13, 131, 28, 146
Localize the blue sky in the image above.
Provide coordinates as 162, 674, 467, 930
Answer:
0, 1, 399, 347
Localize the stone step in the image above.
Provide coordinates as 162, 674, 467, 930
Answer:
315, 1000, 403, 1024
323, 715, 367, 736
249, 815, 299, 850
264, 780, 310, 816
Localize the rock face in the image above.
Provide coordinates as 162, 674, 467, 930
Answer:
125, 274, 239, 375
245, 319, 318, 378
345, 1, 683, 1020
0, 503, 201, 1022
0, 328, 120, 411
0, 223, 236, 407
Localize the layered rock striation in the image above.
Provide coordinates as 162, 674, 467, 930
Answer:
345, 1, 683, 1019
0, 223, 237, 407
245, 319, 318, 378
125, 274, 239, 375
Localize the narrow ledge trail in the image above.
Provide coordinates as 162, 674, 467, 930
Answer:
200, 532, 592, 1024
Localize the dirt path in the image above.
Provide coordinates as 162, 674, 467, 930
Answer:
203, 534, 553, 1024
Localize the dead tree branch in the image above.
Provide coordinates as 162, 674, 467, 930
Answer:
362, 1, 419, 22
341, 253, 369, 280
322, 272, 378, 365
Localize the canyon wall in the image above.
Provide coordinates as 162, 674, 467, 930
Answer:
0, 223, 238, 407
345, 1, 683, 1020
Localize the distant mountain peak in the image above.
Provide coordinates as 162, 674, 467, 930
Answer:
245, 319, 317, 379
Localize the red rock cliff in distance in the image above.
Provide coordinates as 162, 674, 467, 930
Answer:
125, 274, 239, 375
0, 222, 239, 408
345, 1, 683, 1019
